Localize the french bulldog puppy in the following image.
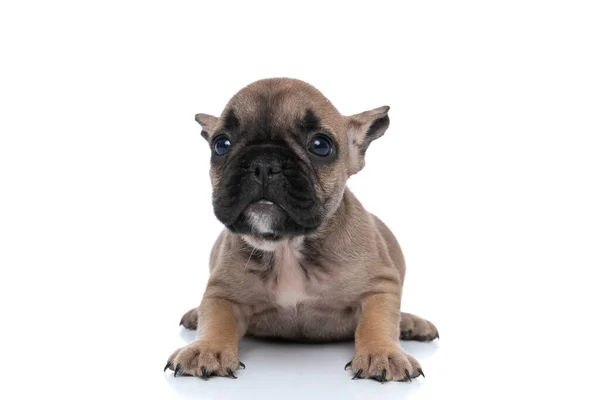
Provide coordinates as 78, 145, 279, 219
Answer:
165, 78, 438, 382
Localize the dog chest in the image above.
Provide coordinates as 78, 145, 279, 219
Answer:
268, 239, 311, 307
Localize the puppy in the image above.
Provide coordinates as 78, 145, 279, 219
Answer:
165, 78, 438, 382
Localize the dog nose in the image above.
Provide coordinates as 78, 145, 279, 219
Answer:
249, 158, 283, 185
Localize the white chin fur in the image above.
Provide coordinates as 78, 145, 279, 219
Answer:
246, 209, 274, 235
242, 234, 279, 251
241, 234, 305, 255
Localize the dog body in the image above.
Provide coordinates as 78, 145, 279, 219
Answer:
201, 190, 402, 342
166, 78, 438, 382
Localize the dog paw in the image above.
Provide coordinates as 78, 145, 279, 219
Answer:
400, 312, 439, 342
164, 341, 244, 379
179, 307, 198, 330
345, 343, 424, 382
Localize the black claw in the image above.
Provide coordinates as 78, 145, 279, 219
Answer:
435, 332, 439, 339
201, 366, 209, 379
404, 368, 412, 382
238, 361, 246, 370
174, 365, 181, 377
417, 368, 425, 378
164, 362, 172, 372
352, 369, 363, 380
227, 368, 237, 379
179, 318, 183, 326
371, 369, 387, 383
344, 361, 352, 370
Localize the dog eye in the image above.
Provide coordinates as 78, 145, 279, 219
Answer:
213, 136, 231, 156
308, 134, 332, 157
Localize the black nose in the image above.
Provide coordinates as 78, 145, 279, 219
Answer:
249, 157, 283, 185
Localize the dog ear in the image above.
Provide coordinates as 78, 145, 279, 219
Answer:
346, 106, 390, 175
195, 113, 218, 141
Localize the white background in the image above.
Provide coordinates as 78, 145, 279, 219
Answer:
1, 1, 599, 399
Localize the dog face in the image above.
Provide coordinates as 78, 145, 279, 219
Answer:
195, 78, 390, 242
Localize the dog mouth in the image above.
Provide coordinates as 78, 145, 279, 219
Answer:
256, 199, 274, 206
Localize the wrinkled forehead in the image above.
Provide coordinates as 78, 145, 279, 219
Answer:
215, 80, 345, 140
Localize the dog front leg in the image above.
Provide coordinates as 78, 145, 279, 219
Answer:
347, 293, 424, 382
165, 297, 247, 379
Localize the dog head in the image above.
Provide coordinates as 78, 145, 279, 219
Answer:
195, 78, 390, 244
